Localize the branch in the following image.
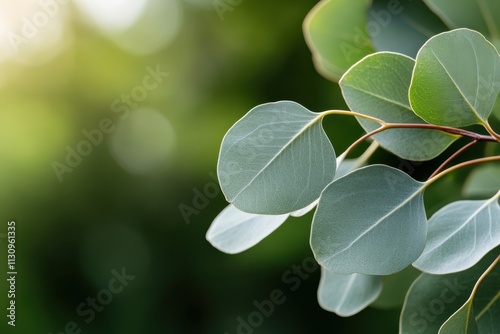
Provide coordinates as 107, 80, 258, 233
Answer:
427, 140, 478, 180
427, 156, 500, 185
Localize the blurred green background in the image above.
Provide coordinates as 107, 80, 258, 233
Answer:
0, 1, 408, 333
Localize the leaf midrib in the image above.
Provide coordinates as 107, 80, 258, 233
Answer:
322, 183, 425, 263
342, 83, 412, 112
423, 197, 500, 255
229, 114, 324, 202
429, 48, 483, 123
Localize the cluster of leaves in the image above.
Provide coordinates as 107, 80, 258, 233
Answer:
207, 1, 500, 333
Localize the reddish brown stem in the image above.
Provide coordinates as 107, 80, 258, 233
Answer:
428, 140, 479, 180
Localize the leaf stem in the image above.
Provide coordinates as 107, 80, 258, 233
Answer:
322, 111, 498, 155
341, 125, 388, 159
426, 156, 500, 186
474, 255, 500, 321
483, 121, 500, 141
352, 141, 379, 169
427, 140, 478, 180
384, 123, 497, 142
321, 110, 384, 124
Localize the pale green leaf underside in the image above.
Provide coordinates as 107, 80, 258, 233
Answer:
414, 194, 500, 275
290, 200, 318, 218
206, 204, 289, 254
304, 0, 375, 81
410, 28, 500, 127
463, 164, 500, 197
311, 165, 427, 275
340, 52, 457, 161
317, 267, 382, 317
400, 250, 500, 334
423, 0, 500, 46
217, 101, 336, 214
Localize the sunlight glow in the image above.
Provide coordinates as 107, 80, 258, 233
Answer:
0, 0, 70, 65
73, 0, 148, 32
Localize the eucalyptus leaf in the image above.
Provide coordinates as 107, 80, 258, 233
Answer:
475, 261, 500, 333
439, 256, 500, 334
409, 28, 500, 127
423, 0, 500, 47
340, 52, 457, 161
311, 165, 427, 275
369, 0, 448, 58
311, 54, 345, 83
439, 302, 478, 334
400, 249, 500, 334
317, 267, 382, 317
414, 193, 500, 275
304, 0, 375, 81
217, 101, 336, 214
463, 165, 500, 197
206, 204, 289, 254
290, 200, 318, 218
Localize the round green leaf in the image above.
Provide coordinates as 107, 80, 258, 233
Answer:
217, 101, 336, 214
304, 0, 375, 81
317, 267, 382, 317
206, 204, 289, 254
340, 52, 457, 161
311, 165, 427, 275
409, 28, 500, 127
414, 193, 500, 274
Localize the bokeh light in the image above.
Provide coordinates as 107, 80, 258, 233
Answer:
109, 108, 176, 175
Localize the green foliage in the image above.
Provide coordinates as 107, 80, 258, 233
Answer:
340, 52, 457, 160
423, 0, 500, 49
311, 165, 426, 275
304, 0, 375, 81
414, 195, 500, 274
217, 101, 336, 214
206, 204, 289, 254
409, 29, 500, 127
369, 0, 448, 57
318, 268, 382, 317
400, 251, 499, 334
208, 1, 500, 332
